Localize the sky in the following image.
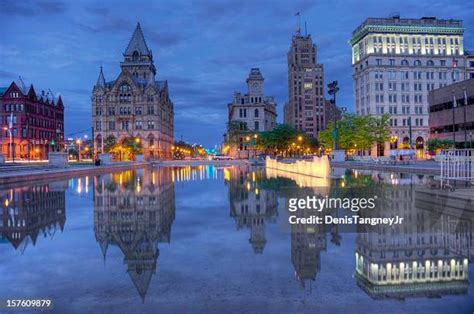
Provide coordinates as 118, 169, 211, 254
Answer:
1, 0, 474, 147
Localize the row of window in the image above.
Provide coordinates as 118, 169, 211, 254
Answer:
372, 71, 450, 81
238, 108, 260, 118
2, 128, 58, 139
0, 115, 62, 130
95, 120, 157, 131
387, 117, 425, 127
375, 94, 424, 104
95, 106, 159, 116
3, 104, 61, 117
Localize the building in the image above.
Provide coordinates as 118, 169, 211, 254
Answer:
324, 99, 343, 128
355, 179, 470, 300
0, 80, 64, 160
92, 23, 174, 160
350, 16, 467, 155
284, 31, 326, 138
226, 165, 278, 253
226, 68, 277, 158
94, 168, 175, 301
428, 78, 474, 146
464, 51, 474, 79
0, 181, 67, 252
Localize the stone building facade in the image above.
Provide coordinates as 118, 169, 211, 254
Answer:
227, 68, 277, 158
284, 32, 326, 138
350, 16, 468, 155
92, 23, 174, 160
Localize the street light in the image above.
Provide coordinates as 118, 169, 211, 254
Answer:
76, 139, 82, 162
3, 126, 13, 163
452, 90, 457, 147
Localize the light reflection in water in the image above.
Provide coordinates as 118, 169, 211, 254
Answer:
0, 165, 472, 308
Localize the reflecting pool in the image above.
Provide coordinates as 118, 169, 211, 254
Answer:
0, 165, 473, 313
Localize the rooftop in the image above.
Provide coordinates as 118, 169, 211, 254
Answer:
350, 16, 464, 45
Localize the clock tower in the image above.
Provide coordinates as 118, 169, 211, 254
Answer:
246, 68, 264, 98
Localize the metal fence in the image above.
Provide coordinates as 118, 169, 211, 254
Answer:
440, 149, 474, 186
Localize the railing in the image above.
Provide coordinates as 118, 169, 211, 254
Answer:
439, 149, 474, 186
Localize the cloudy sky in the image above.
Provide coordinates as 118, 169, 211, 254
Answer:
1, 0, 473, 147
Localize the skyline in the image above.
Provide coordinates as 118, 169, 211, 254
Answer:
1, 0, 474, 147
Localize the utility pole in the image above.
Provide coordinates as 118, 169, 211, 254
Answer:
327, 81, 340, 150
452, 90, 456, 147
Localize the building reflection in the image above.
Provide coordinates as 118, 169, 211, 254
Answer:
93, 168, 175, 302
226, 165, 278, 253
0, 181, 67, 253
354, 175, 472, 299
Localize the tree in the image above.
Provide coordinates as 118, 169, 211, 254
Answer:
427, 139, 453, 152
318, 114, 390, 152
369, 113, 391, 147
257, 124, 301, 156
225, 121, 249, 145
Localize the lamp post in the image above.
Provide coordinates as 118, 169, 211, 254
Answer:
3, 127, 13, 163
76, 139, 82, 162
452, 90, 457, 148
327, 81, 340, 150
463, 87, 468, 148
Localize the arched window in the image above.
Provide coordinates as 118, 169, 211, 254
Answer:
414, 60, 422, 66
401, 59, 409, 66
254, 108, 259, 118
426, 60, 434, 66
132, 50, 139, 61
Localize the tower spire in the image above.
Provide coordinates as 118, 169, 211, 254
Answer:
96, 65, 106, 87
124, 22, 151, 57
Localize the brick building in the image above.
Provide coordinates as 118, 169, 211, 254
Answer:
0, 80, 64, 161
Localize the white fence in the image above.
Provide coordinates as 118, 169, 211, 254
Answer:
440, 149, 474, 184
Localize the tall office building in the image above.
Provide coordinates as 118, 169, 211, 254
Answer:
350, 16, 466, 154
284, 32, 326, 138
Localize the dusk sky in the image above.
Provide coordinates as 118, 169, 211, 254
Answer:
1, 0, 473, 147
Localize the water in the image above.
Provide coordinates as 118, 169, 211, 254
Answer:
0, 165, 473, 314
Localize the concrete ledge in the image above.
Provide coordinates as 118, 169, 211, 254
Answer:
331, 161, 440, 175
160, 160, 249, 167
0, 162, 147, 187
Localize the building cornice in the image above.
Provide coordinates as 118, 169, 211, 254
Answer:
349, 25, 464, 46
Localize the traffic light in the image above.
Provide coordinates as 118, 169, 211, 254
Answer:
327, 80, 339, 96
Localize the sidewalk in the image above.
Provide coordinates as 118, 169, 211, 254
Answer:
0, 162, 147, 187
331, 160, 441, 175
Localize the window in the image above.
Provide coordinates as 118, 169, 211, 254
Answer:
304, 83, 313, 89
135, 120, 142, 130
239, 108, 247, 118
414, 60, 422, 66
426, 60, 434, 66
254, 121, 259, 131
376, 59, 382, 66
440, 60, 446, 66
254, 108, 259, 118
401, 59, 409, 66
132, 50, 139, 61
135, 106, 142, 115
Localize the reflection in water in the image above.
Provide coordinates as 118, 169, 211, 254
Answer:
0, 182, 67, 253
0, 164, 472, 309
226, 165, 278, 253
93, 168, 175, 301
353, 174, 473, 299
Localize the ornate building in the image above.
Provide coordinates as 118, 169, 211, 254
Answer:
92, 23, 174, 160
0, 79, 64, 160
226, 68, 277, 159
93, 168, 175, 301
226, 165, 278, 253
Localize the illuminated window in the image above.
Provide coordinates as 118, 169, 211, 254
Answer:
304, 83, 313, 89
